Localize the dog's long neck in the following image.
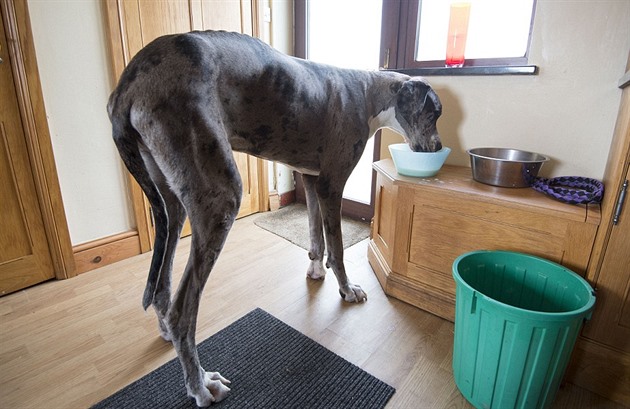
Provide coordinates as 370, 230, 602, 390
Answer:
365, 71, 410, 139
368, 106, 406, 138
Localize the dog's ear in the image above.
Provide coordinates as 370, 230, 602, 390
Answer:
389, 81, 403, 95
426, 88, 442, 115
397, 79, 431, 109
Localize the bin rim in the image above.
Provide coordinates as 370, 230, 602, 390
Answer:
453, 250, 596, 319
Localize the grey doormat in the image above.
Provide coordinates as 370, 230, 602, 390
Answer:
254, 204, 370, 250
91, 308, 395, 409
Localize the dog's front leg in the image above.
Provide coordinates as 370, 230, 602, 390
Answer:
302, 174, 327, 280
315, 177, 367, 303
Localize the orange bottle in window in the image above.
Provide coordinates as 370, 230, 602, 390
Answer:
445, 2, 471, 67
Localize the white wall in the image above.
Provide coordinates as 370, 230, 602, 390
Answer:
382, 0, 630, 180
28, 0, 133, 245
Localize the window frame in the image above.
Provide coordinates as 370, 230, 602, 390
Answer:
380, 0, 538, 75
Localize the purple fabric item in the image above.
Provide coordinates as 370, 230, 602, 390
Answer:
532, 176, 604, 205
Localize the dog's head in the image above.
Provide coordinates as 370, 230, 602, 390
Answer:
392, 78, 442, 152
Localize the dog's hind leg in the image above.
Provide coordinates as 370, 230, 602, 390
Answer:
302, 174, 327, 280
160, 139, 242, 406
111, 120, 179, 320
138, 148, 187, 342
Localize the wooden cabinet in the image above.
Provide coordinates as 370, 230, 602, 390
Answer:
368, 161, 600, 321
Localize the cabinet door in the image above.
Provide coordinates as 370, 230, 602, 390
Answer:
405, 189, 570, 296
105, 0, 264, 244
584, 156, 630, 353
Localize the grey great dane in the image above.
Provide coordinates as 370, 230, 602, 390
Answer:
108, 30, 442, 406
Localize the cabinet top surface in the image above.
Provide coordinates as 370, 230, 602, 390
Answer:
374, 160, 600, 224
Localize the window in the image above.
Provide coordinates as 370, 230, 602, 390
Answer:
294, 0, 384, 218
381, 0, 537, 73
305, 0, 383, 206
307, 0, 382, 71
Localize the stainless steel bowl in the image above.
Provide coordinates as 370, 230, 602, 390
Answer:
467, 147, 549, 188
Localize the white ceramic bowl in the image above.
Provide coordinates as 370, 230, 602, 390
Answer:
389, 143, 451, 177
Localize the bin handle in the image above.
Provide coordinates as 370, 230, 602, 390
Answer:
471, 291, 478, 314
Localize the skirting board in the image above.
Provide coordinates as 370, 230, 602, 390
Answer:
73, 231, 142, 274
269, 190, 296, 211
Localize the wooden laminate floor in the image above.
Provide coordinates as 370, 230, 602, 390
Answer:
0, 213, 625, 409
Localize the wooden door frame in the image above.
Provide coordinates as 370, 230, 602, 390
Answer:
1, 0, 75, 279
586, 52, 630, 283
103, 0, 269, 252
565, 53, 630, 406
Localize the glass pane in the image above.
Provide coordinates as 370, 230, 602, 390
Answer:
308, 0, 383, 70
416, 0, 534, 62
307, 0, 382, 205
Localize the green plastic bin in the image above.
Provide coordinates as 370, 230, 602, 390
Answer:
452, 251, 596, 409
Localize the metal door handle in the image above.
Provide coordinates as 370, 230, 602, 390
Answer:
613, 180, 628, 225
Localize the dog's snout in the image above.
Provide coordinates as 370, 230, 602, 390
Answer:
433, 140, 443, 152
411, 135, 442, 152
432, 137, 442, 152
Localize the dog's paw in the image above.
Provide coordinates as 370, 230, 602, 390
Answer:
339, 283, 367, 303
189, 371, 231, 407
187, 371, 231, 407
306, 260, 327, 280
204, 371, 231, 403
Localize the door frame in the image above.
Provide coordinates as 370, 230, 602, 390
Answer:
1, 0, 75, 279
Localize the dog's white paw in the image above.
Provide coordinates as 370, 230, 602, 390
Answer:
189, 371, 231, 407
306, 260, 327, 280
204, 371, 231, 403
339, 283, 367, 303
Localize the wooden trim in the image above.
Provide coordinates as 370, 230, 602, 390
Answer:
279, 189, 295, 207
2, 0, 75, 278
586, 58, 630, 284
73, 231, 142, 275
257, 157, 270, 212
102, 0, 154, 253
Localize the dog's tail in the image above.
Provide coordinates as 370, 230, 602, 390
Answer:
109, 107, 168, 311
